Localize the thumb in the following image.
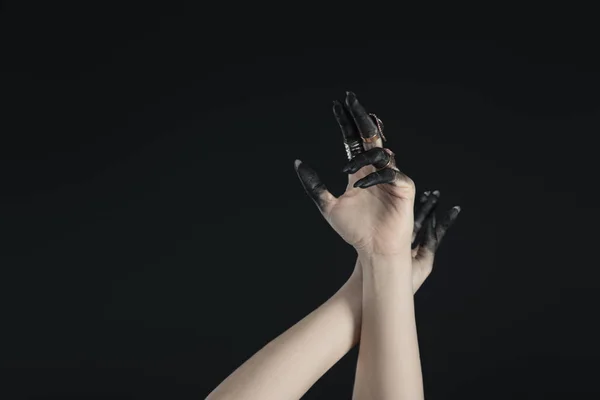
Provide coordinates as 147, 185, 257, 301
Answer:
294, 159, 336, 214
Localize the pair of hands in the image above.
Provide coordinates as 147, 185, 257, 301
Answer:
295, 91, 460, 290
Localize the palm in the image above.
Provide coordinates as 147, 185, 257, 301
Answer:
325, 178, 414, 255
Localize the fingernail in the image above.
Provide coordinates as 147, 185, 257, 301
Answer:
342, 166, 350, 173
346, 91, 356, 103
424, 191, 431, 196
294, 159, 302, 169
453, 206, 461, 213
432, 190, 440, 196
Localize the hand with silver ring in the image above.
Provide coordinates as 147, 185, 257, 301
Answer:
296, 91, 419, 257
321, 92, 461, 286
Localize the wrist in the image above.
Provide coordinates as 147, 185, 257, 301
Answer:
358, 252, 413, 302
358, 251, 411, 268
356, 243, 412, 268
358, 250, 412, 283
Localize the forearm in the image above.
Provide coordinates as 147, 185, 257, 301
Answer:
353, 249, 424, 400
206, 262, 363, 400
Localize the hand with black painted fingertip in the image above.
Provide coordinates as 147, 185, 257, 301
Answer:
295, 156, 415, 256
409, 190, 461, 292
332, 92, 462, 286
297, 92, 417, 257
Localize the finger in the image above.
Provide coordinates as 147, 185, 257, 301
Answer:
333, 100, 367, 188
341, 147, 391, 174
345, 91, 383, 149
415, 213, 437, 262
416, 205, 461, 261
294, 159, 336, 213
353, 168, 410, 189
333, 100, 363, 161
414, 190, 440, 235
434, 206, 461, 247
412, 191, 431, 246
421, 212, 438, 252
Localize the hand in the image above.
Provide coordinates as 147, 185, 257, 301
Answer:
295, 92, 416, 257
410, 190, 461, 291
348, 190, 461, 291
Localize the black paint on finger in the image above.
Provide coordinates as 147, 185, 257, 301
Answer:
345, 91, 379, 139
421, 213, 437, 251
412, 192, 432, 248
414, 192, 439, 235
434, 206, 461, 245
353, 168, 397, 188
333, 100, 361, 143
341, 147, 389, 173
294, 160, 329, 211
369, 114, 384, 133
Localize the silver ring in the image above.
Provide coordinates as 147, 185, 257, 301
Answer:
344, 140, 364, 161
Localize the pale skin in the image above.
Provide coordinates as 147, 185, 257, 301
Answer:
204, 212, 445, 400
205, 92, 460, 400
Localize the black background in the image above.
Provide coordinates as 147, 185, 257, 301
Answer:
1, 3, 599, 399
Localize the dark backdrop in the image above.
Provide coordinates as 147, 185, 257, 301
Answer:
1, 4, 599, 400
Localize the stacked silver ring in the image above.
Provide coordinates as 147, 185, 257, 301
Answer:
344, 140, 365, 161
343, 114, 385, 161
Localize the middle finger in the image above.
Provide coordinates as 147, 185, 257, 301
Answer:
345, 91, 384, 150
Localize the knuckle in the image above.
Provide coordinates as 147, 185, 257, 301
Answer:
403, 175, 416, 189
373, 147, 387, 156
